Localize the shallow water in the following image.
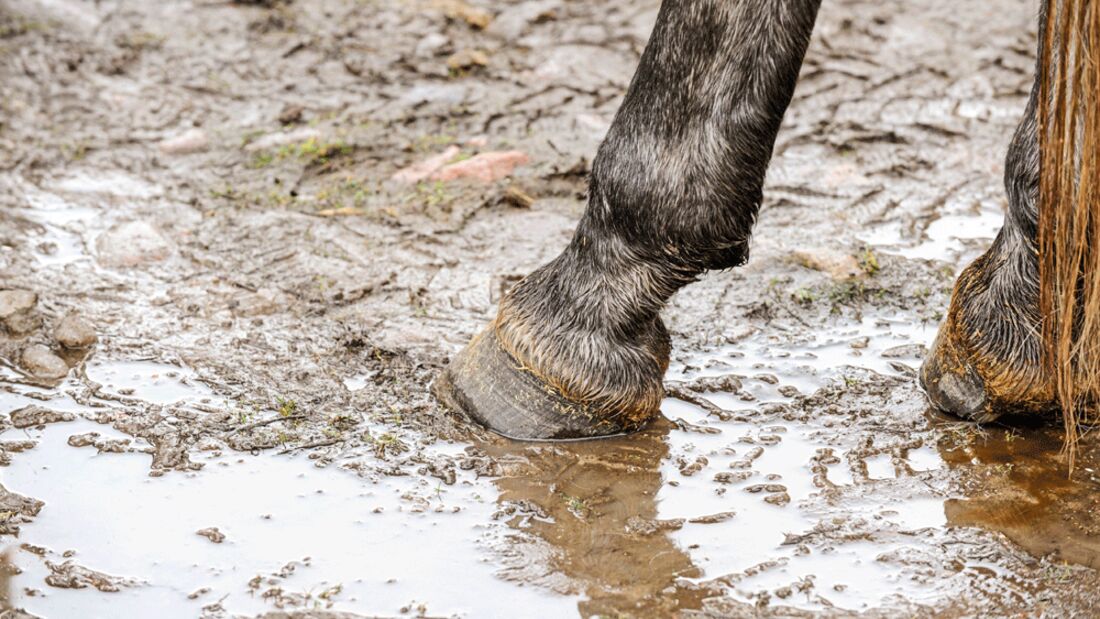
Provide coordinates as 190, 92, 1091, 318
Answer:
5, 314, 1095, 618
3, 376, 576, 618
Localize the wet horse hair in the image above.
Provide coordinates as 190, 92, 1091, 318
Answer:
1039, 0, 1100, 469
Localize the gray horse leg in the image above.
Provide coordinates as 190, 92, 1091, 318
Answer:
437, 0, 823, 439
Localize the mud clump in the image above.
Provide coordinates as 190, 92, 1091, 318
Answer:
53, 313, 97, 349
9, 406, 74, 429
0, 440, 37, 466
0, 290, 39, 336
44, 560, 137, 593
0, 484, 44, 535
66, 432, 100, 448
66, 432, 131, 453
196, 527, 226, 544
95, 221, 172, 268
19, 345, 68, 379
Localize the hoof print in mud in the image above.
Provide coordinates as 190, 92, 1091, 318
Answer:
435, 328, 636, 441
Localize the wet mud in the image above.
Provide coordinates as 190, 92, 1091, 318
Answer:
2, 0, 1100, 617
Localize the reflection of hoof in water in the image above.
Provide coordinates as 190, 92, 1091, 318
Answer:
435, 328, 647, 440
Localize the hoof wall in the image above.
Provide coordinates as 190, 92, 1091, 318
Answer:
434, 328, 639, 440
921, 329, 996, 423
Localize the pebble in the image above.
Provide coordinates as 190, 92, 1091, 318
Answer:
96, 221, 172, 267
0, 289, 39, 335
158, 128, 209, 155
54, 313, 97, 348
21, 345, 69, 379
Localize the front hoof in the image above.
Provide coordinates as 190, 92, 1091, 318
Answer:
435, 328, 644, 440
920, 327, 996, 423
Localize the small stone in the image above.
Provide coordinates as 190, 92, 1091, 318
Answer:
196, 527, 226, 544
20, 345, 69, 380
54, 313, 97, 349
429, 150, 529, 183
0, 290, 40, 335
96, 221, 171, 268
11, 405, 74, 429
158, 128, 209, 155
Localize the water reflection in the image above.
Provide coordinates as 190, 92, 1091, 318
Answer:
938, 416, 1100, 568
481, 418, 713, 618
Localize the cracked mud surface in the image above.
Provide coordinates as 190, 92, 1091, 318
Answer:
2, 0, 1100, 617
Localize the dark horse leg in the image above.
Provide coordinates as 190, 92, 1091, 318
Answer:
921, 4, 1052, 422
436, 0, 823, 439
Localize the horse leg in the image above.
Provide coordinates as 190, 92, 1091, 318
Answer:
436, 0, 823, 439
921, 1, 1054, 422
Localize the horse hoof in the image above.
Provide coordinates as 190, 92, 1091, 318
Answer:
920, 327, 996, 423
434, 328, 641, 440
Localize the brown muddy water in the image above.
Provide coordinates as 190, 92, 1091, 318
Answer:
4, 0, 1100, 617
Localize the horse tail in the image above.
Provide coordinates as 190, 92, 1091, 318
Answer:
1039, 0, 1100, 470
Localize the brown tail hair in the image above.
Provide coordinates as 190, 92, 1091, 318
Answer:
1039, 0, 1100, 470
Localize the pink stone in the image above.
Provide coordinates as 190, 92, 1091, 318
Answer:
391, 146, 461, 183
429, 150, 529, 183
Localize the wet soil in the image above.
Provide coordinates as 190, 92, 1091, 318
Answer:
2, 0, 1100, 617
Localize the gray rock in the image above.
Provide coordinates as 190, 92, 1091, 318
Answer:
0, 290, 40, 335
54, 313, 97, 348
96, 221, 172, 268
21, 345, 69, 379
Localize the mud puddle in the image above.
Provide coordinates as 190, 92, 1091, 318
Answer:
4, 319, 1100, 617
4, 0, 1100, 614
2, 362, 576, 618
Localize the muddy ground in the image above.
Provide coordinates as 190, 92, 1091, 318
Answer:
2, 0, 1100, 617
